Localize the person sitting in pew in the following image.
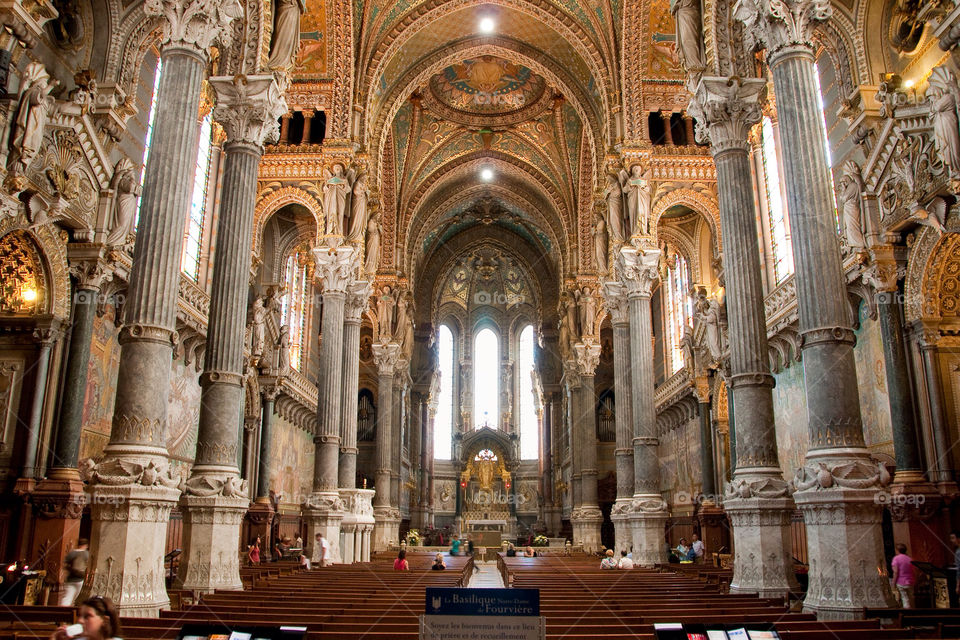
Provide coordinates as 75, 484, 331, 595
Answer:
50, 596, 121, 640
506, 543, 517, 557
601, 549, 618, 569
524, 546, 537, 557
394, 549, 409, 571
432, 553, 446, 570
617, 550, 634, 570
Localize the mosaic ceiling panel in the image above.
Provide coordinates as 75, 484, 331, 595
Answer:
429, 56, 547, 115
647, 0, 682, 78
294, 0, 329, 78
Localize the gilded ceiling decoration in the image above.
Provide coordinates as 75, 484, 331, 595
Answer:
294, 0, 329, 78
428, 56, 547, 116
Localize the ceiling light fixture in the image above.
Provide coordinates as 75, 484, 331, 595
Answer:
481, 168, 494, 181
479, 17, 495, 33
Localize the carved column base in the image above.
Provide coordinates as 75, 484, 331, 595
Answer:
29, 474, 85, 603
571, 507, 603, 552
697, 502, 730, 562
888, 482, 949, 566
611, 499, 633, 555
174, 494, 248, 593
794, 484, 897, 619
304, 492, 345, 564
340, 489, 375, 563
372, 506, 401, 552
630, 499, 669, 566
244, 499, 275, 555
724, 495, 799, 598
81, 483, 180, 616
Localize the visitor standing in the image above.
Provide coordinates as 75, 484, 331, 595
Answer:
890, 543, 916, 608
59, 538, 89, 606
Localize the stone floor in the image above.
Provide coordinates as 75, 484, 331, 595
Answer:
467, 561, 505, 588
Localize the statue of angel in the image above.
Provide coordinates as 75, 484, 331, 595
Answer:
106, 158, 140, 247
620, 165, 652, 235
837, 160, 866, 252
927, 66, 960, 176
394, 294, 409, 343
695, 292, 723, 363
377, 285, 396, 340
576, 287, 597, 337
671, 0, 706, 72
347, 171, 369, 243
322, 163, 355, 236
9, 62, 57, 175
364, 213, 381, 274
277, 324, 291, 374
593, 216, 609, 272
603, 173, 626, 242
267, 0, 306, 71
250, 297, 267, 360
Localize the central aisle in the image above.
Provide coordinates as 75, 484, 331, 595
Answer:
467, 561, 505, 588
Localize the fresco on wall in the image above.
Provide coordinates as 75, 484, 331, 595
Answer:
648, 0, 682, 77
772, 362, 808, 480
853, 305, 894, 459
80, 306, 121, 462
294, 0, 328, 78
269, 414, 313, 506
166, 359, 201, 478
658, 418, 700, 505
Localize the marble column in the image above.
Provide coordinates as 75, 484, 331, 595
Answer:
177, 74, 284, 593
305, 245, 359, 564
563, 360, 582, 515
572, 341, 603, 551
246, 384, 279, 550
696, 397, 716, 498
31, 255, 107, 599
735, 0, 895, 616
690, 76, 797, 597
603, 283, 635, 555
390, 362, 408, 510
21, 325, 59, 481
662, 112, 675, 145
617, 245, 669, 566
371, 342, 401, 550
302, 110, 314, 143
339, 280, 372, 489
917, 327, 952, 484
82, 0, 237, 615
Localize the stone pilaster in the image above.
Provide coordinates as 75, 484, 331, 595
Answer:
571, 341, 603, 551
690, 75, 797, 597
617, 245, 669, 566
177, 74, 284, 593
339, 489, 375, 563
339, 280, 372, 489
734, 0, 895, 616
603, 282, 635, 555
371, 342, 401, 550
83, 0, 238, 615
304, 245, 359, 564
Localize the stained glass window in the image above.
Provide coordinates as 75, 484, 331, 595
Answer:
434, 324, 454, 459
665, 250, 694, 374
473, 328, 499, 429
135, 56, 163, 226
761, 117, 794, 283
181, 114, 214, 281
518, 325, 538, 459
813, 62, 840, 229
281, 252, 310, 370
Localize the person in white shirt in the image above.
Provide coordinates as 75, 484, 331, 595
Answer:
691, 533, 705, 563
617, 550, 634, 570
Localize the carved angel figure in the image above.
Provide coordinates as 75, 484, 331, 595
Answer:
680, 328, 695, 373
250, 297, 267, 359
620, 165, 652, 235
277, 324, 291, 374
364, 213, 381, 274
106, 158, 141, 247
927, 66, 960, 175
267, 0, 306, 71
9, 62, 57, 175
837, 160, 866, 252
576, 287, 597, 338
593, 216, 609, 272
322, 163, 356, 236
394, 294, 409, 343
603, 173, 626, 242
695, 292, 723, 363
347, 172, 369, 242
377, 285, 396, 340
670, 0, 706, 72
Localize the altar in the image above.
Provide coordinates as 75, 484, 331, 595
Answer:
456, 431, 520, 541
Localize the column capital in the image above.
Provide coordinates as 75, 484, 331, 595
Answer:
601, 281, 630, 324
616, 246, 661, 298
144, 0, 241, 57
210, 75, 287, 150
562, 359, 581, 388
312, 244, 359, 294
372, 341, 401, 375
33, 319, 63, 346
573, 341, 602, 376
733, 0, 832, 65
689, 76, 767, 155
68, 249, 113, 291
345, 280, 373, 322
862, 245, 905, 294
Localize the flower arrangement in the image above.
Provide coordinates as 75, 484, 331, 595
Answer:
532, 535, 549, 547
407, 529, 422, 545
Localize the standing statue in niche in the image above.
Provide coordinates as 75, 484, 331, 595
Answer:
267, 0, 306, 71
680, 329, 696, 374
670, 0, 706, 72
277, 325, 291, 375
927, 66, 960, 176
603, 173, 626, 243
394, 294, 409, 344
837, 160, 867, 252
620, 165, 652, 235
347, 172, 369, 243
565, 295, 580, 343
576, 287, 597, 338
250, 297, 267, 361
106, 158, 140, 247
377, 285, 396, 341
9, 62, 57, 176
695, 291, 723, 363
322, 163, 355, 236
593, 215, 609, 272
364, 213, 381, 274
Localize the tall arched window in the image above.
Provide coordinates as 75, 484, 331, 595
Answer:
434, 324, 454, 459
281, 250, 310, 370
665, 249, 694, 374
813, 62, 839, 227
760, 116, 794, 283
181, 113, 214, 281
136, 55, 163, 226
473, 327, 499, 429
517, 325, 538, 459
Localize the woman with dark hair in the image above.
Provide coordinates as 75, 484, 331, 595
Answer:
50, 596, 122, 640
248, 536, 261, 565
393, 549, 409, 571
